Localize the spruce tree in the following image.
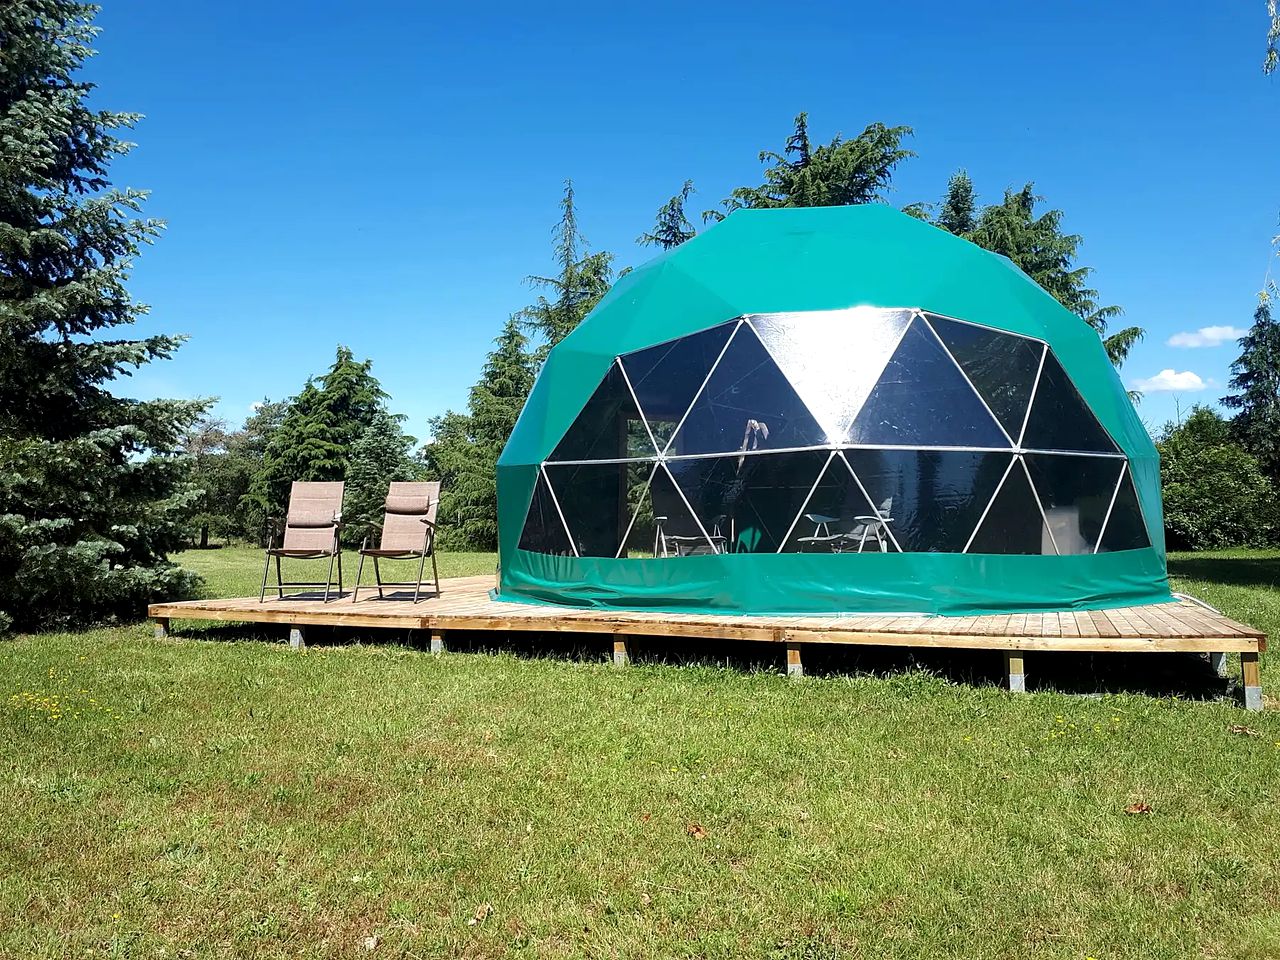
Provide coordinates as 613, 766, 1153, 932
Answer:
518, 180, 614, 354
639, 180, 696, 249
423, 318, 536, 550
1222, 295, 1280, 483
934, 170, 977, 237
344, 411, 423, 544
253, 347, 388, 520
0, 1, 206, 630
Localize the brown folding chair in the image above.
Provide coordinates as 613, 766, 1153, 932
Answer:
259, 481, 344, 602
352, 481, 441, 603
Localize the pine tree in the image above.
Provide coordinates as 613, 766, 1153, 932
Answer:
1267, 0, 1279, 73
639, 180, 696, 249
518, 180, 614, 354
423, 318, 536, 550
706, 113, 914, 220
253, 347, 388, 521
0, 1, 206, 630
344, 411, 423, 544
1222, 295, 1280, 483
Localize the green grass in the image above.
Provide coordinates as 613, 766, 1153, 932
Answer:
1, 548, 1278, 958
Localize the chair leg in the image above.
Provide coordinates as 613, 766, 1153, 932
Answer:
414, 551, 427, 603
275, 555, 284, 599
374, 556, 383, 599
323, 550, 337, 602
259, 550, 272, 603
352, 551, 365, 603
336, 548, 343, 596
431, 552, 440, 596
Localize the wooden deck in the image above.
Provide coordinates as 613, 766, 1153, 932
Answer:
149, 576, 1267, 707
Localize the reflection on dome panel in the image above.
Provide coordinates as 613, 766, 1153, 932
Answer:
1021, 352, 1119, 453
967, 459, 1054, 555
925, 314, 1044, 442
749, 307, 913, 444
620, 463, 716, 558
544, 462, 647, 558
667, 323, 828, 457
667, 450, 829, 554
845, 319, 1008, 448
781, 453, 889, 553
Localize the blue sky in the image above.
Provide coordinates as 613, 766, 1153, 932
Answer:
93, 0, 1278, 441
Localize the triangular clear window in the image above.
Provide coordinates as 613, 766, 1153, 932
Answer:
1024, 454, 1125, 555
846, 449, 1010, 553
667, 450, 829, 554
667, 323, 828, 456
518, 470, 575, 556
846, 318, 1008, 447
543, 462, 639, 558
966, 458, 1054, 554
925, 314, 1043, 442
1097, 467, 1151, 552
750, 307, 914, 444
781, 453, 892, 553
619, 463, 715, 557
1020, 352, 1118, 453
548, 362, 656, 462
620, 322, 737, 453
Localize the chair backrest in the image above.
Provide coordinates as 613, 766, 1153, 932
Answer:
282, 481, 343, 551
877, 497, 893, 519
378, 481, 441, 552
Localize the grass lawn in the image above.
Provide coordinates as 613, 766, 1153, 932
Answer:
1, 546, 1278, 958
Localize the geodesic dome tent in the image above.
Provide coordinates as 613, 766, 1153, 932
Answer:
496, 205, 1170, 615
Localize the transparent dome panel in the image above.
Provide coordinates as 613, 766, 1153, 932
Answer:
781, 453, 894, 553
544, 462, 645, 558
668, 450, 829, 554
667, 323, 828, 457
1021, 352, 1118, 453
846, 449, 1012, 552
548, 362, 657, 462
620, 322, 736, 452
845, 318, 1008, 447
967, 458, 1054, 555
1024, 453, 1125, 555
518, 470, 575, 556
924, 314, 1044, 442
1097, 467, 1151, 552
621, 463, 716, 557
748, 307, 914, 444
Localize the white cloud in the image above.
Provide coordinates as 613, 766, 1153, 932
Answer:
1130, 369, 1210, 393
1166, 325, 1246, 348
248, 401, 264, 412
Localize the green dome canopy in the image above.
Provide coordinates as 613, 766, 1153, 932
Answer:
496, 204, 1169, 615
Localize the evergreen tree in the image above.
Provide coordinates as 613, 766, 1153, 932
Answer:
423, 318, 536, 550
1267, 0, 1279, 73
1222, 295, 1280, 483
934, 170, 977, 237
518, 181, 614, 354
639, 180, 696, 249
964, 183, 1143, 368
253, 347, 388, 520
0, 1, 206, 630
344, 411, 423, 544
706, 113, 914, 220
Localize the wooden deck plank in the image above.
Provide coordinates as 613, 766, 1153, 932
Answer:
147, 578, 1265, 654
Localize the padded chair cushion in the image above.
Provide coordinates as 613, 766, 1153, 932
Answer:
384, 495, 427, 515
287, 509, 336, 529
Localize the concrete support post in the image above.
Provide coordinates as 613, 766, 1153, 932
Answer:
786, 642, 804, 680
612, 638, 630, 668
1004, 651, 1026, 693
152, 617, 169, 640
430, 631, 446, 655
1241, 651, 1263, 712
288, 626, 305, 651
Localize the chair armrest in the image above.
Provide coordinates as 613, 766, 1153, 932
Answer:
419, 517, 437, 529
854, 515, 892, 523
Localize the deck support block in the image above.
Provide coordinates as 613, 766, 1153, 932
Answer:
1004, 651, 1026, 693
430, 631, 445, 655
612, 638, 629, 668
1241, 652, 1262, 711
786, 642, 804, 680
288, 626, 305, 651
152, 617, 169, 639
1209, 652, 1228, 679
